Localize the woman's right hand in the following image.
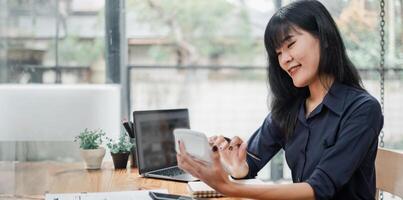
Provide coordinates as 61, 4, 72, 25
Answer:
208, 135, 249, 178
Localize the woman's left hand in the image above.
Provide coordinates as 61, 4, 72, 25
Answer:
176, 141, 233, 195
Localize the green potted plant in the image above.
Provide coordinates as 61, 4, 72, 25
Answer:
106, 134, 134, 169
74, 128, 106, 169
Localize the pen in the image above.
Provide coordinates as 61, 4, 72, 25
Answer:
178, 197, 193, 200
122, 121, 133, 138
224, 137, 261, 161
129, 121, 135, 138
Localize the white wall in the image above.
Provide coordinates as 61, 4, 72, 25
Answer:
0, 84, 121, 161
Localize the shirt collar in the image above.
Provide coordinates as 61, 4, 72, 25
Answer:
322, 81, 347, 116
297, 81, 347, 124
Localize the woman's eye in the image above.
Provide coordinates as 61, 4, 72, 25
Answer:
287, 41, 296, 48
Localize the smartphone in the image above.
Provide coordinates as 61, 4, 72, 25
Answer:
173, 128, 213, 164
148, 191, 193, 200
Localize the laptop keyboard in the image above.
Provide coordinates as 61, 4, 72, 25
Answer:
153, 167, 186, 177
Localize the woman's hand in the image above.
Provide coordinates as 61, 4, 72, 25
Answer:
176, 141, 234, 195
208, 136, 249, 178
177, 139, 315, 200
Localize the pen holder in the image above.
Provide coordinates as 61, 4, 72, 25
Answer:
129, 138, 137, 168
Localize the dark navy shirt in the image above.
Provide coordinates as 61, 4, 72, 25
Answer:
244, 82, 384, 200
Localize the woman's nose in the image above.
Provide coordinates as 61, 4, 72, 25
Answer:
280, 51, 293, 65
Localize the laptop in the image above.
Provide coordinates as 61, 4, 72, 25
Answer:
133, 108, 198, 182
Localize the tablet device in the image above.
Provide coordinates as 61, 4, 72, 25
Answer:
173, 128, 213, 164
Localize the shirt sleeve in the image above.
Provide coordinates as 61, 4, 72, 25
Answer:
306, 97, 383, 200
242, 114, 285, 179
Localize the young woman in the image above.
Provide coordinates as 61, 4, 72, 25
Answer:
176, 1, 383, 199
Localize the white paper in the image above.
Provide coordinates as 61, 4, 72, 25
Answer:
45, 189, 168, 200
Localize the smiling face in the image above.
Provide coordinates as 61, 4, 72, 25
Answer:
275, 26, 321, 88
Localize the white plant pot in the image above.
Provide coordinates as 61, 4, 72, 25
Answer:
80, 147, 106, 169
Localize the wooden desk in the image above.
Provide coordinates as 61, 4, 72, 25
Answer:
0, 161, 244, 200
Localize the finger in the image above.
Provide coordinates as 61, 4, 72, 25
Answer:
219, 140, 229, 151
208, 136, 218, 145
193, 157, 211, 166
211, 145, 221, 166
178, 140, 188, 155
229, 136, 243, 147
211, 145, 229, 176
230, 140, 243, 151
181, 148, 209, 172
177, 154, 185, 169
178, 140, 209, 167
219, 148, 233, 165
213, 136, 227, 147
238, 142, 248, 162
177, 153, 204, 176
177, 141, 201, 173
177, 155, 200, 178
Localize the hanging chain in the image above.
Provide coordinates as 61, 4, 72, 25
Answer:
379, 0, 385, 148
379, 0, 385, 200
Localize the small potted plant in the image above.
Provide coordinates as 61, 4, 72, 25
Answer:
74, 128, 106, 169
106, 134, 134, 169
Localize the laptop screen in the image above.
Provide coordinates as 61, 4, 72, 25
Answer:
133, 109, 190, 174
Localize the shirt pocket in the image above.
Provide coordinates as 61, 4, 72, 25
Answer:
322, 126, 340, 149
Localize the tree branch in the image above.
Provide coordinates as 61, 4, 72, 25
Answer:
146, 0, 199, 64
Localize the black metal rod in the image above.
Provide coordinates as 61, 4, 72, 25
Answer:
127, 64, 132, 121
128, 65, 403, 72
128, 65, 266, 70
55, 0, 61, 83
12, 64, 403, 72
15, 65, 89, 71
105, 0, 121, 84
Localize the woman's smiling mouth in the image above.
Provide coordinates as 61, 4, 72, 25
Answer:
288, 64, 302, 77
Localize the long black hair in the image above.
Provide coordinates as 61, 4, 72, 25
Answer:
265, 0, 364, 138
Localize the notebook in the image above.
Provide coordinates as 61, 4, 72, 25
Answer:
187, 179, 266, 198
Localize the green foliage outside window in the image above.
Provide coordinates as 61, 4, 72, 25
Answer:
128, 0, 262, 65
